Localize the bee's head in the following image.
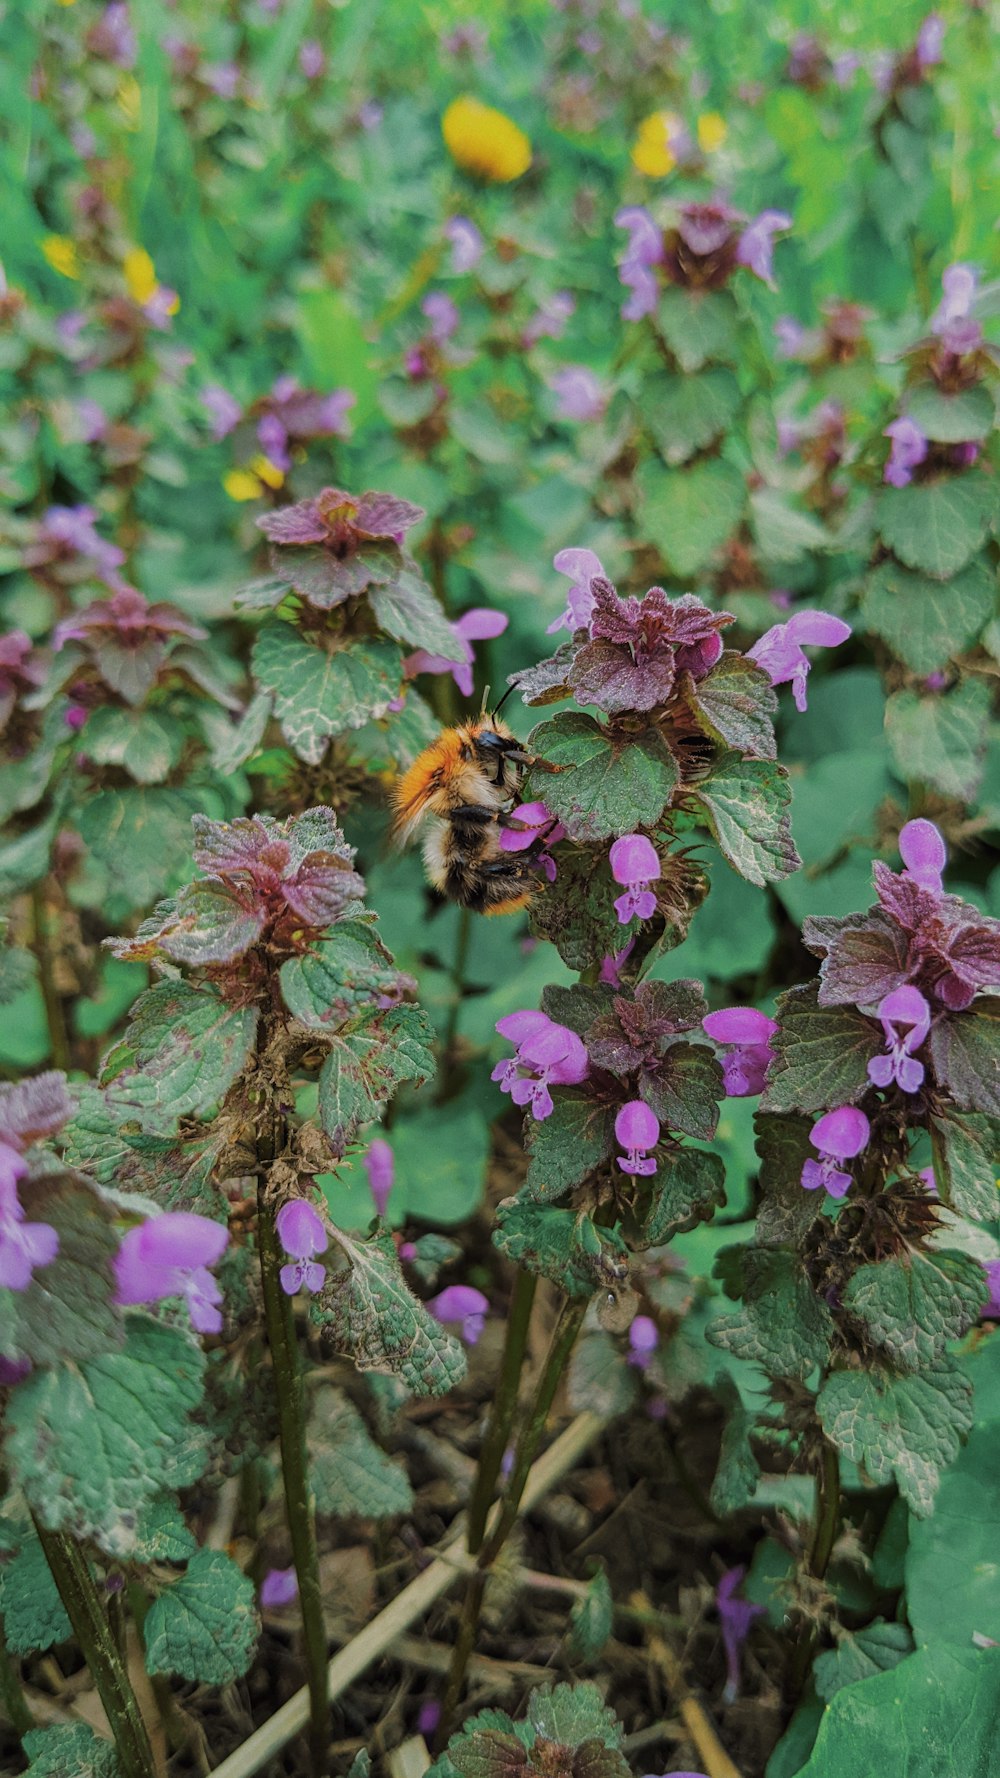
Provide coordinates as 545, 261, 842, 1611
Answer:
470, 722, 525, 789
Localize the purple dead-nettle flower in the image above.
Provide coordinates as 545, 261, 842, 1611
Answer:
735, 210, 793, 289
981, 1262, 1000, 1320
53, 586, 207, 706
547, 547, 607, 635
867, 985, 932, 1093
492, 1011, 589, 1120
616, 1100, 660, 1176
260, 1567, 298, 1608
298, 38, 325, 78
254, 380, 355, 473
0, 1148, 60, 1293
256, 486, 424, 605
573, 580, 733, 714
365, 1138, 395, 1219
201, 384, 242, 441
615, 206, 663, 319
628, 1314, 659, 1368
87, 3, 138, 68
445, 216, 484, 274
599, 938, 637, 989
717, 1567, 765, 1704
801, 1107, 870, 1199
915, 12, 944, 68
428, 1284, 489, 1345
548, 366, 608, 424
610, 834, 661, 925
276, 1199, 328, 1297
523, 291, 575, 346
403, 606, 508, 698
26, 504, 128, 589
702, 1007, 779, 1097
422, 291, 460, 344
498, 801, 567, 882
774, 315, 808, 360
0, 630, 41, 731
899, 818, 946, 894
0, 1355, 31, 1385
931, 263, 978, 335
114, 1212, 229, 1333
884, 416, 929, 489
202, 61, 241, 99
747, 609, 851, 712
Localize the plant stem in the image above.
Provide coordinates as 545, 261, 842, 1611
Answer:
466, 1269, 538, 1554
0, 1618, 32, 1740
437, 1296, 587, 1743
437, 905, 472, 1101
33, 1521, 154, 1778
257, 1188, 330, 1778
808, 1441, 841, 1582
30, 884, 70, 1073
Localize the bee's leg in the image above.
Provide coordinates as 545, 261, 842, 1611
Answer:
450, 804, 498, 824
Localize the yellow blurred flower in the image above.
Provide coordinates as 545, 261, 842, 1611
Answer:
124, 248, 157, 306
223, 456, 285, 502
697, 112, 728, 153
631, 110, 683, 178
117, 74, 142, 129
41, 235, 80, 279
442, 97, 531, 183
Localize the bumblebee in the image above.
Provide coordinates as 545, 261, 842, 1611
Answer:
392, 711, 536, 914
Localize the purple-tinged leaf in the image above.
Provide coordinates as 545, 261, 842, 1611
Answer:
803, 909, 911, 1009
928, 1000, 1000, 1116
675, 654, 778, 760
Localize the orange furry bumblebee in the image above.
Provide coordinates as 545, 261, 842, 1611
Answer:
393, 716, 536, 915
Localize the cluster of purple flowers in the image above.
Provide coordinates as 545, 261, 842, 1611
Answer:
615, 198, 791, 319
202, 377, 355, 468
883, 263, 985, 486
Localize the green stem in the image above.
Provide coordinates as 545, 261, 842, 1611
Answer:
436, 1297, 586, 1743
437, 906, 472, 1101
0, 1618, 32, 1741
33, 1522, 154, 1778
30, 885, 71, 1073
257, 1188, 330, 1778
466, 1270, 538, 1554
788, 1441, 841, 1698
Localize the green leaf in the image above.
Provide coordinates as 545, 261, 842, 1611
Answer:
568, 1566, 614, 1662
886, 680, 991, 801
640, 458, 746, 577
794, 1646, 1000, 1778
643, 368, 741, 465
252, 621, 403, 764
0, 1534, 72, 1653
929, 1000, 1000, 1116
904, 379, 996, 444
387, 1094, 490, 1226
568, 1329, 640, 1417
707, 1248, 834, 1382
493, 1202, 629, 1299
690, 752, 800, 886
143, 1549, 259, 1684
22, 1725, 121, 1778
317, 1003, 435, 1156
524, 1097, 615, 1204
528, 846, 628, 970
7, 1315, 207, 1556
711, 1377, 762, 1514
102, 981, 258, 1132
526, 1680, 625, 1750
749, 489, 830, 564
817, 1363, 973, 1515
131, 1497, 198, 1564
312, 1228, 467, 1396
295, 288, 380, 428
813, 1621, 914, 1702
753, 1112, 825, 1247
930, 1111, 1000, 1221
656, 285, 741, 371
77, 788, 206, 910
8, 1171, 121, 1367
309, 1386, 413, 1518
82, 707, 185, 785
877, 474, 994, 578
640, 1146, 726, 1244
527, 712, 678, 844
368, 563, 462, 659
642, 1042, 722, 1141
280, 923, 406, 1029
762, 982, 881, 1114
844, 1250, 986, 1370
861, 556, 994, 673
679, 653, 778, 760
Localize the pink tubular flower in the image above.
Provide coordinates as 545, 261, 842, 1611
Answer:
0, 1147, 59, 1292
523, 291, 575, 346
615, 1100, 660, 1176
298, 39, 325, 78
598, 938, 637, 988
421, 291, 459, 343
615, 205, 663, 319
114, 1212, 229, 1333
916, 12, 944, 68
403, 606, 507, 698
276, 1199, 328, 1296
492, 1011, 589, 1120
628, 1314, 659, 1368
899, 818, 946, 893
498, 801, 566, 882
547, 546, 606, 634
717, 1566, 765, 1703
364, 1139, 394, 1218
800, 1107, 870, 1199
884, 417, 929, 489
260, 1567, 298, 1608
201, 384, 242, 441
735, 210, 792, 288
932, 263, 978, 334
609, 834, 661, 924
445, 216, 484, 274
867, 985, 931, 1093
702, 1007, 779, 1097
548, 366, 608, 424
427, 1283, 488, 1345
747, 609, 851, 712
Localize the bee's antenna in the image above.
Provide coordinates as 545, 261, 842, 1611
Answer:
480, 683, 491, 717
490, 680, 518, 720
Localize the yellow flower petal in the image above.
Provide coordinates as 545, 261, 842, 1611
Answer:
41, 235, 79, 279
442, 97, 532, 183
637, 109, 682, 145
631, 111, 681, 177
697, 112, 728, 153
249, 454, 286, 490
124, 247, 158, 306
631, 139, 676, 178
223, 470, 265, 502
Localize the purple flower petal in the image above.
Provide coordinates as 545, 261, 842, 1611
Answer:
703, 1007, 778, 1045
365, 1138, 395, 1217
609, 833, 661, 887
260, 1566, 299, 1608
810, 1106, 870, 1160
275, 1198, 328, 1261
899, 818, 946, 892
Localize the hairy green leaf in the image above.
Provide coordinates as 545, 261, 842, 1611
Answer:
690, 752, 800, 886
312, 1228, 467, 1395
817, 1363, 973, 1516
144, 1549, 259, 1684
